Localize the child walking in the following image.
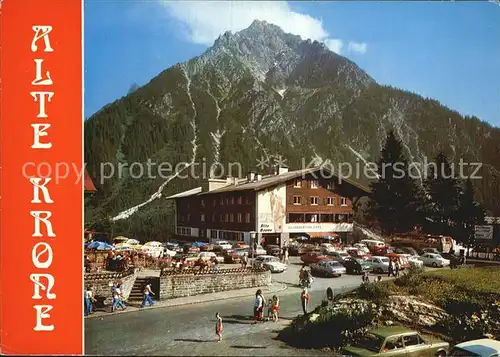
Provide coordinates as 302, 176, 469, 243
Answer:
271, 295, 280, 322
215, 312, 223, 342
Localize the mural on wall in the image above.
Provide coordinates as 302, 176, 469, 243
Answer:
270, 187, 286, 233
257, 185, 286, 234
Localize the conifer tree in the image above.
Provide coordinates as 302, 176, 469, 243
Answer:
368, 131, 423, 235
424, 152, 462, 235
456, 177, 486, 244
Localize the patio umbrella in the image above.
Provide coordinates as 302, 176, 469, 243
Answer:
192, 241, 205, 247
87, 241, 105, 249
96, 242, 114, 251
114, 243, 133, 251
144, 241, 162, 247
126, 239, 140, 245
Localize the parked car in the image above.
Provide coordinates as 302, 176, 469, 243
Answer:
253, 255, 287, 273
300, 252, 330, 265
365, 256, 391, 274
198, 251, 224, 263
310, 259, 347, 277
407, 255, 424, 268
347, 248, 371, 260
343, 326, 449, 356
386, 253, 409, 269
440, 253, 462, 266
342, 257, 372, 274
183, 244, 200, 254
231, 248, 249, 257
213, 240, 232, 250
419, 253, 450, 267
354, 243, 371, 254
450, 338, 500, 357
328, 250, 351, 261
162, 246, 177, 258
266, 244, 281, 257
360, 239, 387, 254
421, 247, 441, 255
199, 243, 214, 251
252, 245, 267, 256
232, 243, 249, 249
395, 247, 419, 256
223, 250, 241, 264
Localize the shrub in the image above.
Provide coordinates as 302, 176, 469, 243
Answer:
357, 282, 392, 302
280, 302, 376, 349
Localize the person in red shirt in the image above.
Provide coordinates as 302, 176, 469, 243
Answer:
301, 287, 311, 314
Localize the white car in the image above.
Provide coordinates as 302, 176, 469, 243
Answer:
253, 255, 287, 273
252, 245, 267, 256
407, 255, 424, 268
450, 338, 500, 357
163, 247, 177, 258
327, 250, 350, 261
419, 253, 450, 267
213, 240, 232, 250
365, 256, 390, 273
353, 243, 371, 254
198, 251, 224, 263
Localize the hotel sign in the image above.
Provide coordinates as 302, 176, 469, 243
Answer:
259, 223, 274, 233
285, 223, 353, 233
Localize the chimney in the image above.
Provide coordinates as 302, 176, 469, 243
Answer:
274, 164, 288, 175
278, 166, 288, 175
256, 174, 262, 181
247, 172, 255, 182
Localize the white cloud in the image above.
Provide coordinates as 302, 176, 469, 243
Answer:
162, 1, 350, 54
324, 39, 343, 54
348, 41, 368, 54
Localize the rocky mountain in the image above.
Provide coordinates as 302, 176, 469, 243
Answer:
84, 20, 500, 237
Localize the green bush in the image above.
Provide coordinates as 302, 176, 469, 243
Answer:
280, 303, 376, 349
357, 282, 392, 302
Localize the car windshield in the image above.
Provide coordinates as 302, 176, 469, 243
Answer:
379, 257, 390, 263
449, 347, 481, 357
356, 334, 384, 352
267, 257, 279, 262
329, 261, 342, 267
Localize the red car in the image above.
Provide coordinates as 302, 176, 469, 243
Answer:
347, 248, 371, 260
300, 252, 330, 265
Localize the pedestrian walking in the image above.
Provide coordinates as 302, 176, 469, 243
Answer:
284, 248, 289, 265
271, 295, 280, 322
253, 289, 265, 323
362, 271, 369, 283
241, 253, 248, 268
140, 282, 155, 308
84, 286, 96, 316
111, 283, 127, 312
215, 312, 223, 342
388, 259, 394, 277
301, 287, 311, 315
394, 260, 400, 277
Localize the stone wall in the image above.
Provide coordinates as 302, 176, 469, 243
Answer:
84, 268, 137, 301
159, 268, 271, 299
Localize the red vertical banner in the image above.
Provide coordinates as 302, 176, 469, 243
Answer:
0, 0, 83, 354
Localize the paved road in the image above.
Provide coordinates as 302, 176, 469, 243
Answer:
85, 258, 439, 355
85, 288, 341, 355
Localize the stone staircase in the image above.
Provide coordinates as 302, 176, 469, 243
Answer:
128, 277, 148, 301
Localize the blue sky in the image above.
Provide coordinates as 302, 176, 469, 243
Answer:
84, 1, 500, 127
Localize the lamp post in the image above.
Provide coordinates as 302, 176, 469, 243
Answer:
250, 231, 256, 266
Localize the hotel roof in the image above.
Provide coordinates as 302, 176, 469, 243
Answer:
166, 167, 370, 200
